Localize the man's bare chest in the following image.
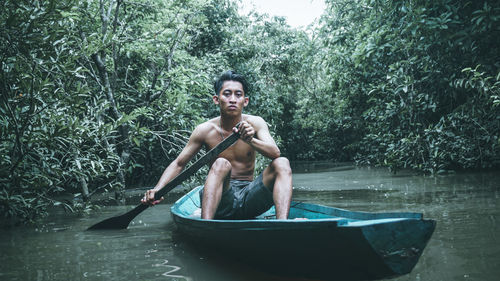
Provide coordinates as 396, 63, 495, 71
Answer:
205, 137, 251, 158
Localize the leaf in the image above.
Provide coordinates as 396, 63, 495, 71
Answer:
133, 137, 140, 147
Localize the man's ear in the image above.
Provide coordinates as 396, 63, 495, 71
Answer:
243, 97, 249, 107
213, 95, 219, 105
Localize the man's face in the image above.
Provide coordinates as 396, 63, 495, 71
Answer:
213, 80, 249, 115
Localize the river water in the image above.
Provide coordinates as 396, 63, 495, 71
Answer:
1, 163, 499, 281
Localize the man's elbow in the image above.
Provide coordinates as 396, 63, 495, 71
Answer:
270, 147, 281, 160
172, 158, 188, 170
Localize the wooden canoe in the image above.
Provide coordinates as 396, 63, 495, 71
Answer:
171, 186, 436, 280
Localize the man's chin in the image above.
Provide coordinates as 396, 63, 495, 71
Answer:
222, 109, 241, 116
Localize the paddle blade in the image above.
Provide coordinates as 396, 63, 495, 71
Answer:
87, 204, 149, 230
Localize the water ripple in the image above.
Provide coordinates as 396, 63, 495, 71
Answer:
154, 259, 192, 280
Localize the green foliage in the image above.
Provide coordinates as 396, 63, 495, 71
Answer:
314, 0, 500, 173
0, 0, 120, 222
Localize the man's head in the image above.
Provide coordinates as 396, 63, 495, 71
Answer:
214, 70, 249, 96
213, 70, 249, 116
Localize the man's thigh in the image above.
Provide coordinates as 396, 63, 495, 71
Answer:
240, 174, 274, 219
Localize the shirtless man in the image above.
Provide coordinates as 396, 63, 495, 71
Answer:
141, 70, 293, 219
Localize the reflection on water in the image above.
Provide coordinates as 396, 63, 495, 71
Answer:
1, 163, 499, 280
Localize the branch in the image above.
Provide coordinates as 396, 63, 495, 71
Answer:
99, 0, 114, 35
148, 29, 184, 104
77, 29, 105, 87
111, 0, 122, 87
91, 52, 121, 121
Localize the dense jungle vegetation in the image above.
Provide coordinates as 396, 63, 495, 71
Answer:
1, 0, 499, 223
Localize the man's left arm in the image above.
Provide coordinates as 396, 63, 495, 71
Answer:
236, 117, 281, 159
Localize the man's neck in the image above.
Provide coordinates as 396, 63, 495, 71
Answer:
219, 115, 242, 131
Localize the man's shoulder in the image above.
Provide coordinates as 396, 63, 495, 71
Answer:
243, 114, 267, 127
243, 114, 265, 123
193, 118, 218, 134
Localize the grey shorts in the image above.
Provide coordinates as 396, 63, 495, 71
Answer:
199, 173, 274, 220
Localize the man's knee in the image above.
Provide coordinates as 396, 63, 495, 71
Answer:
271, 157, 292, 175
210, 157, 232, 174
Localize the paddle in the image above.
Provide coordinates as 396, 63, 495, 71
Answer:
87, 130, 240, 230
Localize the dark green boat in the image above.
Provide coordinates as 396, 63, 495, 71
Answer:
171, 186, 436, 280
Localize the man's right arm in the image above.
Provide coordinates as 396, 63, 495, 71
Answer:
141, 124, 206, 205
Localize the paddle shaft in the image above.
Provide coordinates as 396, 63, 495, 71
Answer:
87, 130, 240, 230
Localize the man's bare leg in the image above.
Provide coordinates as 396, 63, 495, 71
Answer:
263, 157, 293, 219
201, 158, 231, 219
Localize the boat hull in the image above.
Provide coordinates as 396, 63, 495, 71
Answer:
171, 186, 436, 280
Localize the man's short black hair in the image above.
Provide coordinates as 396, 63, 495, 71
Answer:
214, 70, 249, 95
